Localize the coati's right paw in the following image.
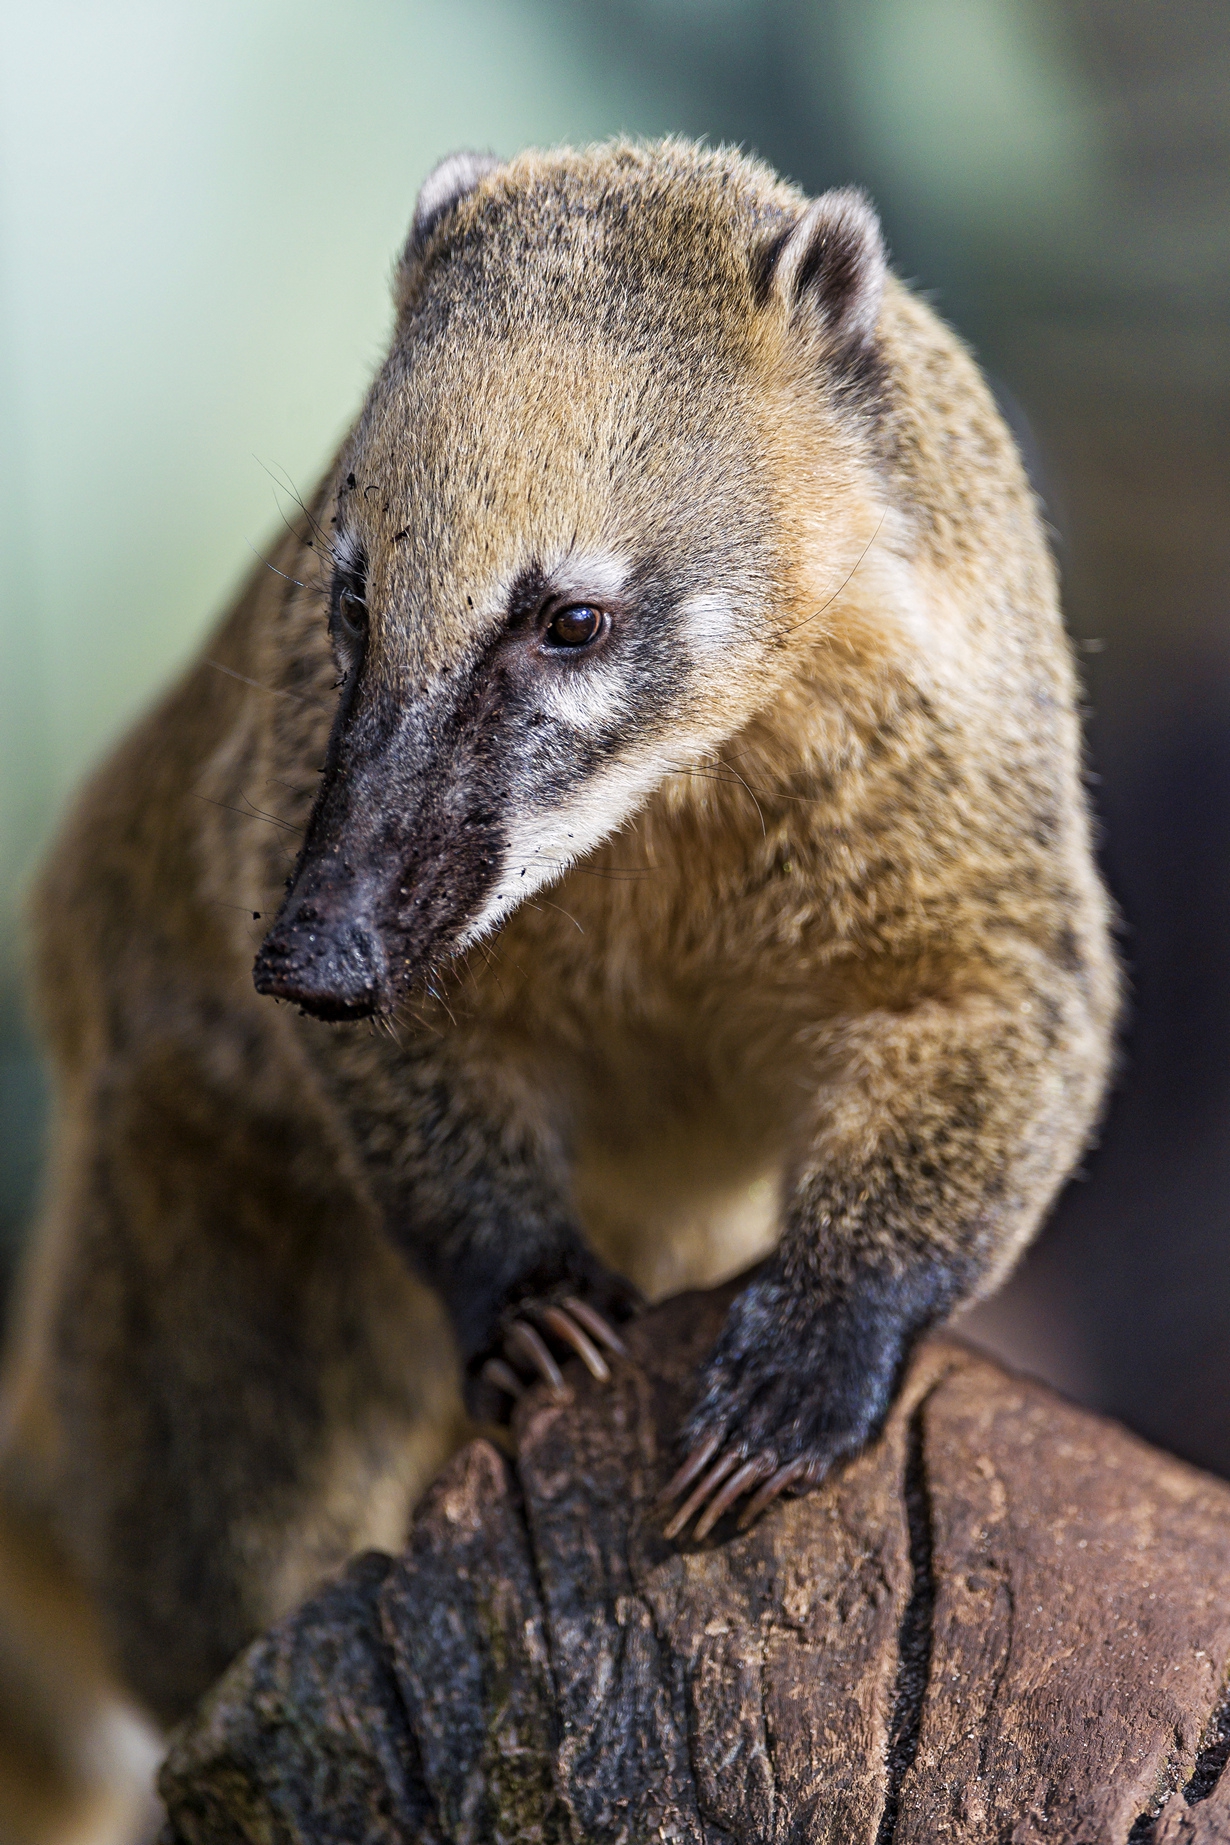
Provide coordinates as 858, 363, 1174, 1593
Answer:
478, 1294, 629, 1404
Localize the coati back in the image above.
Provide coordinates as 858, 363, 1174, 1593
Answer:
0, 138, 1116, 1768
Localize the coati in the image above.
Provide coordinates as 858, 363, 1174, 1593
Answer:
0, 138, 1116, 1774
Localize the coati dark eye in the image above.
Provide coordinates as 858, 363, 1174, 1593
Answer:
336, 587, 366, 640
545, 604, 605, 650
328, 557, 368, 658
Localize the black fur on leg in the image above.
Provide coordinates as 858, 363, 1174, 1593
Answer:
674, 1253, 969, 1515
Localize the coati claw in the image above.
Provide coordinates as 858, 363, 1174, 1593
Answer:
658, 1263, 955, 1539
693, 1455, 775, 1539
503, 1321, 566, 1393
531, 1303, 611, 1380
480, 1357, 525, 1399
657, 1433, 723, 1508
560, 1295, 628, 1358
659, 1444, 776, 1540
737, 1457, 811, 1528
480, 1294, 629, 1409
661, 1447, 739, 1539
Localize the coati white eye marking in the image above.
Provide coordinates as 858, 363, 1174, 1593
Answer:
679, 590, 738, 656
513, 548, 629, 686
546, 550, 630, 606
519, 550, 631, 726
456, 745, 679, 951
537, 659, 625, 731
332, 527, 362, 574
485, 548, 629, 642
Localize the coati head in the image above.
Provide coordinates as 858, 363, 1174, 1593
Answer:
253, 142, 887, 1021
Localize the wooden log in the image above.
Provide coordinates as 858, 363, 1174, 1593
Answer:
157, 1281, 1230, 1844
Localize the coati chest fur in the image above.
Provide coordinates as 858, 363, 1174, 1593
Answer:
17, 135, 1117, 1713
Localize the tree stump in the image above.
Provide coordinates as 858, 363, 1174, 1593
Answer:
157, 1282, 1230, 1844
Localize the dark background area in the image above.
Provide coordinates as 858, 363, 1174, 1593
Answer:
2, 0, 1227, 1473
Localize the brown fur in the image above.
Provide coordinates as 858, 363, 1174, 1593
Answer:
0, 139, 1115, 1824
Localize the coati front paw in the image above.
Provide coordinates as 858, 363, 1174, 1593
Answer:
479, 1296, 628, 1400
469, 1262, 641, 1421
659, 1264, 948, 1540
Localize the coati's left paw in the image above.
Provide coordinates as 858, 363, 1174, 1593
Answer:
659, 1266, 937, 1540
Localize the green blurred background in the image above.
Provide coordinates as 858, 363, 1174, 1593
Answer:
2, 1, 1228, 1464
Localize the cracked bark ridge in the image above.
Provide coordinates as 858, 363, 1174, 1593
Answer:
156, 1549, 441, 1844
158, 1283, 1230, 1844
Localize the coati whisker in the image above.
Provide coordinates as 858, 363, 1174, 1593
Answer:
535, 897, 585, 933
781, 509, 888, 638
472, 938, 513, 1006
242, 541, 309, 594
663, 760, 789, 811
423, 981, 459, 1029
255, 456, 337, 559
237, 790, 301, 831
392, 995, 445, 1039
189, 789, 303, 835
206, 898, 267, 919
665, 760, 773, 828
204, 658, 320, 706
571, 865, 658, 882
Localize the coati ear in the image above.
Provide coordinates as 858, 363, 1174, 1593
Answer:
403, 150, 500, 263
759, 188, 886, 358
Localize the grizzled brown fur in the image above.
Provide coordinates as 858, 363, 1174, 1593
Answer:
0, 139, 1115, 1831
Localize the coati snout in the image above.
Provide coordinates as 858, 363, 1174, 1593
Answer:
253, 366, 790, 1016
253, 534, 775, 1019
252, 658, 507, 1020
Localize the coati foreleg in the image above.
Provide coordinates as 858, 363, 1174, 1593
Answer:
661, 962, 1091, 1537
309, 1032, 638, 1412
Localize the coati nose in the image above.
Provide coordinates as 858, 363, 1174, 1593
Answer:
253, 912, 390, 1021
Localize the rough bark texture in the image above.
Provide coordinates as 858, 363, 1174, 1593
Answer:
158, 1283, 1230, 1844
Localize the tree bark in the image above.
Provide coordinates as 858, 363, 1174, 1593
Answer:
158, 1281, 1230, 1844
